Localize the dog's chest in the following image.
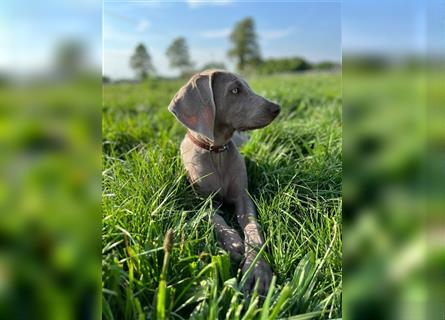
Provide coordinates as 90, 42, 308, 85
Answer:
181, 144, 246, 201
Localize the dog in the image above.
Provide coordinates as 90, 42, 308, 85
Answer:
168, 69, 280, 295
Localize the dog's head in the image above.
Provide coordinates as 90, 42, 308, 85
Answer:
168, 69, 280, 141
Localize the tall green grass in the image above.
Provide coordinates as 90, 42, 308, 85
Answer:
102, 73, 342, 319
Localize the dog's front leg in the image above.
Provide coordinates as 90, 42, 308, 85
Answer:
212, 211, 245, 264
234, 193, 273, 296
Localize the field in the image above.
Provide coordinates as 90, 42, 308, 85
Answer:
102, 72, 342, 319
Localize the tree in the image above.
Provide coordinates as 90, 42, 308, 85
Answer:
201, 61, 227, 71
166, 37, 194, 75
129, 43, 155, 80
256, 57, 312, 75
315, 61, 339, 71
54, 40, 86, 77
228, 17, 261, 71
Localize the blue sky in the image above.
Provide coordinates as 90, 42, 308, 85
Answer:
1, 0, 441, 78
104, 1, 341, 78
0, 0, 101, 75
342, 0, 428, 55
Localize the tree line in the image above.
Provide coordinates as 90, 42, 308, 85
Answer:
128, 17, 338, 80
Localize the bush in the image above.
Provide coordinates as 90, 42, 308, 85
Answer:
256, 57, 312, 74
314, 61, 340, 70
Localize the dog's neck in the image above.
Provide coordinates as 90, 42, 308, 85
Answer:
213, 123, 235, 146
188, 125, 234, 152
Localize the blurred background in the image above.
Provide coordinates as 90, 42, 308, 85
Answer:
0, 0, 444, 319
342, 0, 445, 319
0, 0, 101, 319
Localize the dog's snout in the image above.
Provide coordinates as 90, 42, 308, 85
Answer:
269, 103, 281, 116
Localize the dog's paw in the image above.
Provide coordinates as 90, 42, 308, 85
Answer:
242, 255, 273, 297
225, 240, 244, 264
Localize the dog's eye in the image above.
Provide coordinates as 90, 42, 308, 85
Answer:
231, 87, 239, 94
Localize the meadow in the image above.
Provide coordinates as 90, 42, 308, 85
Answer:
102, 72, 342, 319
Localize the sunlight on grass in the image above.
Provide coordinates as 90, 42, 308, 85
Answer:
102, 73, 342, 319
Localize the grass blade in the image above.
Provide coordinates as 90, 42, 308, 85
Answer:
156, 229, 174, 320
259, 275, 276, 320
269, 284, 291, 319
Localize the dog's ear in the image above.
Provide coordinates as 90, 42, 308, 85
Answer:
168, 73, 216, 141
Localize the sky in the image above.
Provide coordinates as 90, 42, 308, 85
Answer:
342, 0, 427, 56
0, 0, 442, 78
0, 0, 102, 75
103, 1, 341, 78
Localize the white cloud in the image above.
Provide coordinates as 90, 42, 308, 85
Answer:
103, 23, 127, 41
187, 0, 233, 8
103, 48, 134, 79
136, 19, 150, 32
261, 27, 295, 40
199, 28, 231, 38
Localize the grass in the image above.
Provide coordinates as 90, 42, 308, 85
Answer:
102, 72, 342, 319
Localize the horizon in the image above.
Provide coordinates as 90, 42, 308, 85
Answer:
103, 1, 341, 79
0, 1, 434, 79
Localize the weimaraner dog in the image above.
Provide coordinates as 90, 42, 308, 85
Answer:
168, 69, 280, 295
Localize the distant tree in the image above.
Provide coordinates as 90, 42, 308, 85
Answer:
201, 62, 227, 71
54, 40, 86, 76
166, 37, 194, 76
0, 73, 8, 86
257, 57, 312, 75
129, 43, 155, 80
343, 55, 388, 72
228, 17, 261, 71
315, 61, 339, 70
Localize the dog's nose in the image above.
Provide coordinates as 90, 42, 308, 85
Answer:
269, 103, 281, 116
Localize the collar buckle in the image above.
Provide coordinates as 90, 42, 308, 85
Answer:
209, 144, 227, 152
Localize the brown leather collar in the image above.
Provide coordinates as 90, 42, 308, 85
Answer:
186, 131, 228, 153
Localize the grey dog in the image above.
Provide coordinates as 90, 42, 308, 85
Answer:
168, 69, 280, 295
